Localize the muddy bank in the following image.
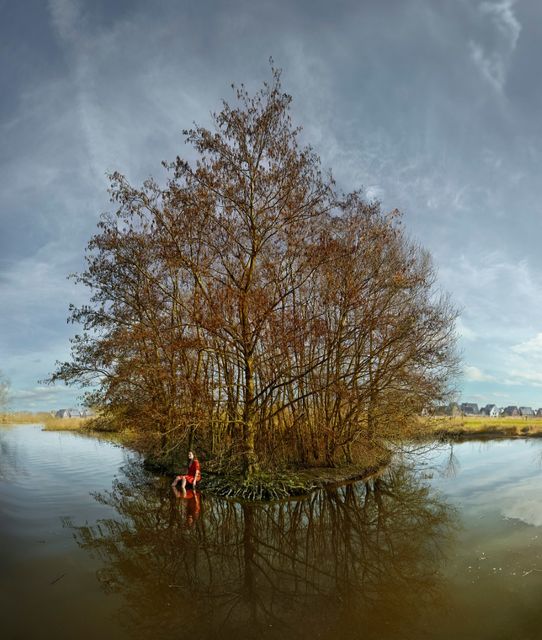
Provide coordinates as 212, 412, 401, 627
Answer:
197, 458, 391, 500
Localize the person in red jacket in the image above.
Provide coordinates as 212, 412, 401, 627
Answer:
172, 450, 201, 494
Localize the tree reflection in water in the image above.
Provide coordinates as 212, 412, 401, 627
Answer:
72, 465, 456, 640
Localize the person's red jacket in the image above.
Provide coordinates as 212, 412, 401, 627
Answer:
187, 458, 201, 483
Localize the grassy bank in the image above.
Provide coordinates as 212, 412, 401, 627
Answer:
429, 415, 542, 439
1, 412, 91, 431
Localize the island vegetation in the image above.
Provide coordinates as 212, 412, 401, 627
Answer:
46, 69, 459, 494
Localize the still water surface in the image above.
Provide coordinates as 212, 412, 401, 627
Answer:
3, 425, 542, 639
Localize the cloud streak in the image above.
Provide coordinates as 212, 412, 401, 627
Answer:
470, 0, 521, 92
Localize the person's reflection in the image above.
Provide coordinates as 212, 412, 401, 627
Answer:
172, 485, 201, 526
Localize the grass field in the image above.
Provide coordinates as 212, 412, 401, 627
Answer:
428, 415, 542, 438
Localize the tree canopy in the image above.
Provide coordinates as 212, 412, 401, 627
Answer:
50, 70, 458, 475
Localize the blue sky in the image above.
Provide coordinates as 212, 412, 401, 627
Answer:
2, 0, 542, 411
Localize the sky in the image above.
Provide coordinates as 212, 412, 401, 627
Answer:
2, 0, 542, 411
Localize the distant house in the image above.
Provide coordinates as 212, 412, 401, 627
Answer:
460, 403, 479, 415
448, 402, 461, 416
431, 405, 447, 416
55, 408, 89, 418
519, 407, 534, 417
502, 406, 519, 416
537, 409, 542, 417
482, 404, 499, 417
430, 404, 459, 416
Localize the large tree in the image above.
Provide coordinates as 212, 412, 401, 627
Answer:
51, 70, 458, 474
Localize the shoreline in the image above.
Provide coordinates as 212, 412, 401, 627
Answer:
1, 418, 390, 499
16, 414, 542, 496
195, 457, 391, 501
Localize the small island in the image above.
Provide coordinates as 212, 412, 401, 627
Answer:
40, 71, 459, 499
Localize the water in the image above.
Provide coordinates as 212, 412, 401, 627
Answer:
3, 427, 542, 639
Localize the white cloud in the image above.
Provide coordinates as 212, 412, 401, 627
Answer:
440, 253, 542, 346
365, 185, 385, 202
464, 365, 495, 382
8, 385, 81, 411
448, 253, 542, 401
480, 0, 521, 49
11, 386, 67, 401
47, 0, 84, 43
496, 333, 542, 389
504, 370, 542, 388
470, 0, 521, 92
512, 333, 542, 356
456, 318, 477, 341
469, 42, 507, 92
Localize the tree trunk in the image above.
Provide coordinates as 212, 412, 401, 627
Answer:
242, 354, 259, 478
